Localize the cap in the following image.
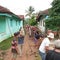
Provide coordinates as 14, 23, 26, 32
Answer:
47, 33, 54, 38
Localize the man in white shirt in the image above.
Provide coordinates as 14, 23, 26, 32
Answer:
39, 33, 54, 60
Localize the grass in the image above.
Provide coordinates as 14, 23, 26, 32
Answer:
0, 58, 3, 60
35, 53, 42, 60
0, 37, 13, 50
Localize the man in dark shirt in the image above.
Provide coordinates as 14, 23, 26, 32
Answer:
46, 40, 60, 60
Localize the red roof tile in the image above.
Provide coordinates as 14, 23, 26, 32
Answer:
17, 15, 24, 20
0, 5, 24, 21
36, 9, 49, 21
39, 9, 49, 15
0, 6, 12, 14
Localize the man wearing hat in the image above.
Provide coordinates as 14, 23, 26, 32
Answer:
39, 33, 54, 60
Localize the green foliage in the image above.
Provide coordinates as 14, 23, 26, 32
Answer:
29, 16, 37, 26
50, 0, 60, 16
45, 0, 60, 31
25, 6, 37, 26
35, 53, 42, 60
0, 37, 12, 50
26, 6, 35, 18
0, 58, 3, 60
45, 18, 60, 31
24, 18, 30, 25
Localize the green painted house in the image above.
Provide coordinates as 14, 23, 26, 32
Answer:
0, 6, 24, 42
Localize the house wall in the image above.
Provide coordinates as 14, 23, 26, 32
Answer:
0, 16, 6, 33
37, 15, 48, 33
0, 14, 23, 42
38, 18, 45, 33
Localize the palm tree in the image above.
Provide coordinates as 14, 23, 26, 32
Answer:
25, 6, 35, 18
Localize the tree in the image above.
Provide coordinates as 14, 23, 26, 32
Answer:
29, 15, 37, 26
25, 6, 35, 18
25, 6, 37, 26
45, 0, 60, 31
24, 18, 29, 25
50, 0, 60, 17
45, 0, 60, 38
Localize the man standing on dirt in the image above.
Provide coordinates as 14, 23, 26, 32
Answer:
18, 27, 25, 57
39, 33, 54, 60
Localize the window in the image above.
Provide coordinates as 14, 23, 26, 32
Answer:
43, 21, 45, 26
19, 21, 20, 25
0, 16, 6, 33
16, 20, 17, 26
40, 20, 42, 26
10, 19, 13, 27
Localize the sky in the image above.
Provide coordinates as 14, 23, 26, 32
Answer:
0, 0, 53, 15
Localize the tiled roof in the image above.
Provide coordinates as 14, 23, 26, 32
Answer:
38, 9, 49, 16
0, 6, 12, 14
17, 15, 24, 20
0, 6, 24, 20
36, 9, 49, 21
43, 9, 49, 14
